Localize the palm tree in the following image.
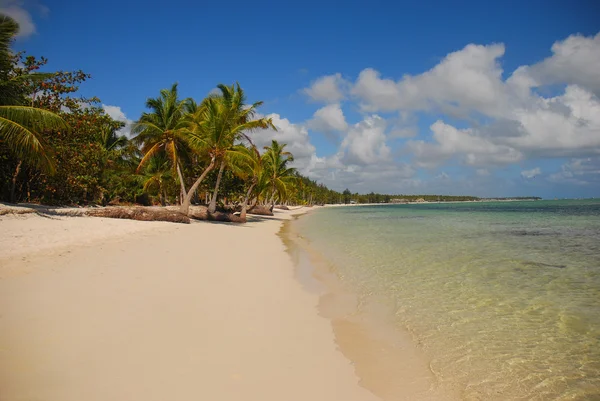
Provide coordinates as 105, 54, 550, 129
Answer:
204, 83, 275, 213
0, 14, 69, 201
227, 144, 263, 221
179, 84, 275, 215
141, 154, 174, 206
262, 140, 296, 210
100, 123, 128, 152
131, 83, 191, 204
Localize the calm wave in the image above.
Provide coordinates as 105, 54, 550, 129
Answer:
293, 200, 600, 400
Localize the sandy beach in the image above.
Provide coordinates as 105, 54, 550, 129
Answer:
0, 208, 378, 401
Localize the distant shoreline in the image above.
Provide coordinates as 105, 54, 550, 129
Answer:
326, 198, 543, 207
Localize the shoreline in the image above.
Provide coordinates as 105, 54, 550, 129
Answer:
282, 209, 460, 401
0, 207, 378, 401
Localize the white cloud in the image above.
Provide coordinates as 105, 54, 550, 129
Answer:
436, 171, 450, 180
102, 104, 134, 138
548, 157, 600, 186
338, 33, 600, 170
352, 44, 510, 117
521, 167, 541, 179
303, 73, 348, 103
247, 113, 416, 193
338, 115, 391, 166
307, 103, 348, 135
407, 120, 524, 168
0, 1, 39, 38
510, 33, 600, 96
277, 32, 600, 192
504, 85, 600, 157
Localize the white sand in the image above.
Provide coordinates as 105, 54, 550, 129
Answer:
0, 209, 379, 401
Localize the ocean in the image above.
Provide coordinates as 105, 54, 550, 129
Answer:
287, 200, 600, 400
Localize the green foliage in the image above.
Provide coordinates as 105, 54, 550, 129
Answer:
261, 140, 296, 205
0, 23, 132, 204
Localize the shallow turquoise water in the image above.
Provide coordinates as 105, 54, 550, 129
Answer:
294, 200, 600, 400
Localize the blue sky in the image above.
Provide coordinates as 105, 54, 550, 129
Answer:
3, 0, 600, 198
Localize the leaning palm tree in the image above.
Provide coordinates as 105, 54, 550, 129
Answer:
227, 144, 263, 221
262, 140, 296, 210
131, 83, 191, 204
0, 14, 68, 201
179, 92, 270, 215
179, 85, 275, 215
204, 83, 275, 213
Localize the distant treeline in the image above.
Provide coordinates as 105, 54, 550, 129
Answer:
335, 191, 479, 204
318, 191, 542, 205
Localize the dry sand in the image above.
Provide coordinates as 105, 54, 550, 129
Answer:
0, 208, 379, 401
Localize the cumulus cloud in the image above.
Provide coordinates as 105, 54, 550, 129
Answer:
407, 120, 524, 168
307, 103, 348, 136
0, 0, 44, 38
246, 112, 416, 192
352, 44, 510, 117
408, 84, 600, 168
548, 157, 600, 186
521, 167, 541, 179
510, 33, 600, 96
324, 32, 600, 174
102, 104, 134, 138
303, 73, 349, 103
338, 115, 391, 166
283, 32, 600, 192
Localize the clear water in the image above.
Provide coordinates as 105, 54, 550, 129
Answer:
293, 200, 600, 400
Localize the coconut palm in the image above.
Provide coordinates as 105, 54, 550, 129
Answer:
226, 144, 263, 221
131, 83, 192, 203
262, 140, 296, 210
179, 84, 275, 215
100, 123, 128, 152
204, 83, 275, 213
141, 154, 174, 206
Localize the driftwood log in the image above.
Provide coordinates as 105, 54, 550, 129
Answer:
247, 205, 274, 216
86, 207, 190, 224
186, 205, 246, 223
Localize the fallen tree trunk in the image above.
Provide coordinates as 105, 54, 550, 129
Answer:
208, 211, 245, 223
87, 207, 190, 224
247, 205, 274, 216
184, 205, 245, 223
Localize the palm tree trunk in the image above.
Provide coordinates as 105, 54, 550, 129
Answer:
269, 188, 277, 212
208, 159, 225, 213
10, 160, 22, 203
240, 182, 256, 221
176, 162, 186, 205
181, 157, 216, 215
